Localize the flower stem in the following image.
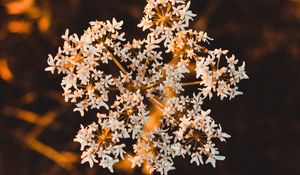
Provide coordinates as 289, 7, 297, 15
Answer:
148, 97, 164, 111
107, 50, 128, 75
182, 81, 201, 87
109, 52, 127, 75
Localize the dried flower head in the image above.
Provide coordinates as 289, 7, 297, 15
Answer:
46, 0, 248, 174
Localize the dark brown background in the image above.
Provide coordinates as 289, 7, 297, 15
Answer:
0, 0, 299, 174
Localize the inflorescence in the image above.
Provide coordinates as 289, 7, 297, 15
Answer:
46, 0, 248, 174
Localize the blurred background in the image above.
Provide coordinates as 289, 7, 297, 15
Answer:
0, 0, 299, 174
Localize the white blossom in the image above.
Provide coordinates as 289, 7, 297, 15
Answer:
46, 0, 248, 174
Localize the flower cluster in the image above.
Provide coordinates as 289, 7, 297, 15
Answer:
46, 0, 248, 174
46, 18, 125, 116
138, 0, 196, 45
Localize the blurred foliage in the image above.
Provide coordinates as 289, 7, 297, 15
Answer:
0, 0, 299, 175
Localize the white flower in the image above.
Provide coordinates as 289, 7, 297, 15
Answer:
212, 48, 228, 59
128, 155, 143, 168
45, 54, 56, 73
157, 158, 175, 175
190, 153, 204, 166
46, 0, 248, 174
61, 29, 70, 40
205, 155, 225, 168
81, 148, 99, 168
179, 115, 191, 131
238, 61, 249, 79
112, 144, 126, 159
74, 125, 90, 151
216, 124, 231, 142
99, 155, 118, 173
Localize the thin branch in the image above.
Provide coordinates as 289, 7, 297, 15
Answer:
148, 97, 164, 111
108, 51, 128, 75
182, 81, 201, 87
24, 138, 77, 173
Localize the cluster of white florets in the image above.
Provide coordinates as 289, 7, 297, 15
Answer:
138, 0, 196, 46
46, 0, 248, 174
